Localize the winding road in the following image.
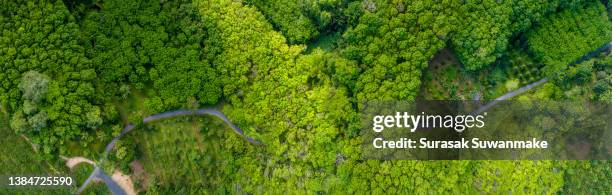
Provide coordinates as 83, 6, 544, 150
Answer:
102, 109, 262, 159
75, 41, 610, 194
76, 108, 262, 194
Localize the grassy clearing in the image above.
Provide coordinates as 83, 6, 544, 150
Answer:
0, 107, 53, 174
0, 108, 74, 193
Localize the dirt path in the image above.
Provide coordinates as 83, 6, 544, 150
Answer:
61, 156, 95, 169
61, 156, 137, 195
18, 134, 60, 174
130, 160, 150, 191
111, 170, 137, 195
67, 159, 135, 195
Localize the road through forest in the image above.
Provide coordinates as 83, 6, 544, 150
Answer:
77, 42, 610, 194
76, 108, 262, 194
473, 41, 611, 114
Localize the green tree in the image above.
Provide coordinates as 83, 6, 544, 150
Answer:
28, 110, 48, 132
10, 111, 28, 133
85, 107, 102, 129
18, 71, 50, 103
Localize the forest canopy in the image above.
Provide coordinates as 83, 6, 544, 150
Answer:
0, 0, 610, 193
526, 2, 611, 75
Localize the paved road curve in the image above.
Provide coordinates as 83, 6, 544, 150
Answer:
473, 41, 611, 114
77, 108, 262, 194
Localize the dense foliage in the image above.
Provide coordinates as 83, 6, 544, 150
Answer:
449, 0, 596, 70
249, 0, 597, 71
80, 0, 221, 110
1, 0, 103, 158
340, 1, 455, 102
533, 53, 612, 102
0, 0, 609, 193
524, 52, 611, 194
245, 0, 319, 44
526, 2, 611, 75
197, 1, 357, 191
246, 0, 357, 44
